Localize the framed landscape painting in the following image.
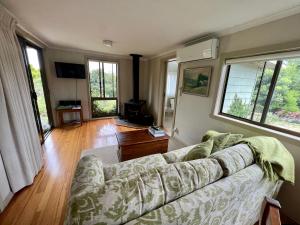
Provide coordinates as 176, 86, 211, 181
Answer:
182, 66, 211, 96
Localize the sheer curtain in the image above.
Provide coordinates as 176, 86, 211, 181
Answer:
0, 6, 43, 193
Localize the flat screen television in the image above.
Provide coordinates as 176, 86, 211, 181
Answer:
55, 62, 86, 79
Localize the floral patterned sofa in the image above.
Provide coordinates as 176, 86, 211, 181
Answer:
64, 144, 282, 225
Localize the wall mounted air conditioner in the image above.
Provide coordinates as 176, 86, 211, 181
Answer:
176, 38, 219, 62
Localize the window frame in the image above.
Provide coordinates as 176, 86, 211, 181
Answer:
86, 58, 120, 118
18, 35, 54, 141
219, 57, 300, 138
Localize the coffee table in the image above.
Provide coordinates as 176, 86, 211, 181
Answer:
116, 129, 169, 161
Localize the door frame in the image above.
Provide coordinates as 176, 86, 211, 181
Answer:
18, 36, 54, 141
161, 58, 180, 137
86, 57, 120, 119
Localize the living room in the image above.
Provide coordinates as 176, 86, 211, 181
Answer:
0, 1, 300, 225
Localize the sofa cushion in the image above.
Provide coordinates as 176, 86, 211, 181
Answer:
202, 130, 244, 152
210, 144, 254, 176
183, 139, 213, 161
65, 158, 223, 225
163, 145, 198, 163
223, 133, 244, 148
103, 153, 167, 180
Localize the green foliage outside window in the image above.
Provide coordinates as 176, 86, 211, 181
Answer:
226, 58, 300, 133
90, 69, 117, 98
227, 94, 251, 118
89, 62, 118, 117
267, 59, 300, 112
30, 64, 49, 130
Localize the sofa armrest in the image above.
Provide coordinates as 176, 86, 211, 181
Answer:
210, 144, 254, 176
71, 155, 105, 194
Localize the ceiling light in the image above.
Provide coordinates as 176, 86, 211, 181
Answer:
103, 40, 113, 47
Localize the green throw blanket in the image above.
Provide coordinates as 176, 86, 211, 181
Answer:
201, 130, 295, 184
237, 136, 295, 184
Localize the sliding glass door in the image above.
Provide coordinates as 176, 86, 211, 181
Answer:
88, 60, 118, 118
18, 37, 53, 143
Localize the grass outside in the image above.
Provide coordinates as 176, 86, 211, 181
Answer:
30, 66, 50, 131
251, 112, 300, 133
266, 112, 300, 133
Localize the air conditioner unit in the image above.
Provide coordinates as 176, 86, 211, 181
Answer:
176, 38, 219, 62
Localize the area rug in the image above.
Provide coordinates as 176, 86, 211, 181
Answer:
81, 145, 119, 165
115, 118, 148, 128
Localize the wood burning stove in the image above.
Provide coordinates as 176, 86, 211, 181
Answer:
123, 54, 153, 125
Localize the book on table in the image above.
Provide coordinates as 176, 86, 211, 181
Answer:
148, 126, 165, 137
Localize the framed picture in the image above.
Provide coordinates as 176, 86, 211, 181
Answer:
182, 66, 212, 96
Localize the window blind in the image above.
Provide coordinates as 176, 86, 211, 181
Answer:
225, 50, 300, 65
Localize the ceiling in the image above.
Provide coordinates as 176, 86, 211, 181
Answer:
2, 0, 300, 56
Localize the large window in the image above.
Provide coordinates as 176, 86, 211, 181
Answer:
88, 59, 118, 118
220, 53, 300, 136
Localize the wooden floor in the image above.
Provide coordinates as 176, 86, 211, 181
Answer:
0, 118, 136, 225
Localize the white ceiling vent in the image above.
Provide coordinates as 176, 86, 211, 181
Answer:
176, 38, 219, 62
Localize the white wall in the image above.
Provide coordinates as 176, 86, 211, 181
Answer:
43, 48, 149, 126
148, 13, 300, 223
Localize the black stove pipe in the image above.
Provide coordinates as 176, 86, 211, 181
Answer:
130, 54, 142, 102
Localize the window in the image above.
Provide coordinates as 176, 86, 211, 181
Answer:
220, 53, 300, 136
88, 60, 118, 118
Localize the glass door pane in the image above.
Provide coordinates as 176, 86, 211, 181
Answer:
88, 60, 118, 118
162, 60, 178, 135
18, 36, 53, 143
26, 47, 51, 133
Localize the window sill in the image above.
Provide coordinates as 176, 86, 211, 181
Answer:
211, 113, 300, 145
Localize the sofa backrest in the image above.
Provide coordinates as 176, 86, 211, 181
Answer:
210, 144, 254, 176
103, 153, 168, 180
65, 144, 256, 225
126, 164, 280, 225
66, 158, 223, 225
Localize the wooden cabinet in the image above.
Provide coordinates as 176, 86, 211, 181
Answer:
116, 129, 169, 161
56, 107, 83, 127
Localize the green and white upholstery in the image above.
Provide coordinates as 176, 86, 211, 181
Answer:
103, 153, 168, 180
210, 144, 254, 176
65, 144, 282, 225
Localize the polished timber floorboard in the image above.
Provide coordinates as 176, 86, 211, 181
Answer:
0, 118, 136, 225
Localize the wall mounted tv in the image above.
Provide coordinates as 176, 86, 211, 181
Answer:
55, 62, 86, 79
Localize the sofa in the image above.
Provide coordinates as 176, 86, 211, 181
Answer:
64, 144, 282, 225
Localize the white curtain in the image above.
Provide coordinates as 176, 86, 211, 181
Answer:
0, 6, 43, 193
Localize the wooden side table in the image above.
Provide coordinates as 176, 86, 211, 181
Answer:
56, 107, 83, 127
116, 129, 169, 161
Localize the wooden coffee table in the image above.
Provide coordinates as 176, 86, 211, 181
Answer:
116, 129, 169, 161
